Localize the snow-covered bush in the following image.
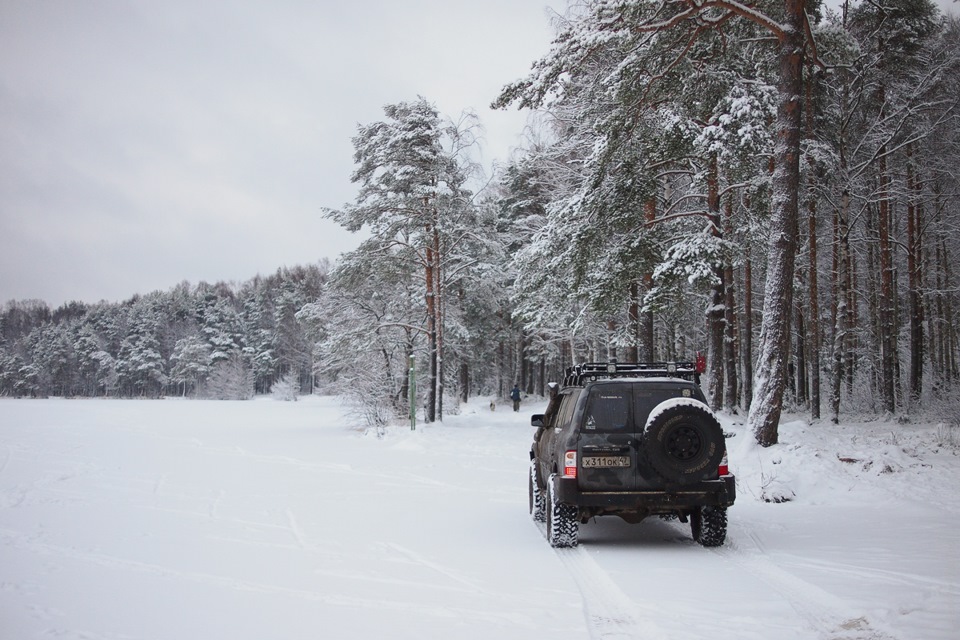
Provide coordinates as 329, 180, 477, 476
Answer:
206, 355, 254, 400
935, 424, 959, 450
925, 387, 960, 450
270, 373, 299, 402
929, 387, 960, 428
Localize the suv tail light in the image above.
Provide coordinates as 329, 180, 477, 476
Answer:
718, 453, 729, 476
695, 351, 707, 374
563, 451, 577, 478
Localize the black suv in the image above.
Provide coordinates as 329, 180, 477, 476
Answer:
528, 360, 735, 548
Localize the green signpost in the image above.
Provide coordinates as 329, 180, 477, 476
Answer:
408, 355, 416, 431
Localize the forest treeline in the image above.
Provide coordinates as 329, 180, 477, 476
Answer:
0, 266, 328, 400
2, 1, 959, 439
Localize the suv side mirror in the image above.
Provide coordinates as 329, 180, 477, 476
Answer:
531, 414, 545, 428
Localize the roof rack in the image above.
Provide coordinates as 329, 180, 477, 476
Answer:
561, 356, 705, 387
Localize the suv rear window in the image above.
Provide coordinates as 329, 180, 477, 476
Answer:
583, 384, 631, 432
634, 385, 699, 423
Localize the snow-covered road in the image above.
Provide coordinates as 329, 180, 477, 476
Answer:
1, 397, 957, 639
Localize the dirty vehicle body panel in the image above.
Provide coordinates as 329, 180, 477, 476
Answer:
530, 361, 735, 546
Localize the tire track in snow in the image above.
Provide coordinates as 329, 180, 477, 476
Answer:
718, 528, 901, 640
0, 446, 11, 475
208, 489, 225, 520
384, 542, 487, 593
785, 556, 960, 595
285, 509, 309, 549
0, 527, 540, 629
537, 522, 667, 640
557, 547, 668, 639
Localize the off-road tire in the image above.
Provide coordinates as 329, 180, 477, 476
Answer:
529, 461, 546, 523
692, 506, 727, 547
644, 402, 726, 485
546, 473, 578, 548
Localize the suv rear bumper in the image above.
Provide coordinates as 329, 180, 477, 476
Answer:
557, 474, 736, 510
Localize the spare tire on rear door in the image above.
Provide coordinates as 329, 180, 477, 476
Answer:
643, 399, 725, 485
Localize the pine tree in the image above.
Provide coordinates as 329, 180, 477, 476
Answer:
324, 97, 475, 423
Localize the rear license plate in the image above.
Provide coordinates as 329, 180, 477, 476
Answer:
582, 455, 630, 468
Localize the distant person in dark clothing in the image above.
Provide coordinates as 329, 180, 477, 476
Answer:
511, 384, 522, 412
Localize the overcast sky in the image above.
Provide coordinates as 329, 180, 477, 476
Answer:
3, 1, 956, 310
0, 0, 557, 308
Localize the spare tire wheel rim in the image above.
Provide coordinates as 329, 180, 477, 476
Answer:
665, 423, 702, 461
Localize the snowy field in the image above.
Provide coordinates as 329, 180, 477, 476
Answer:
1, 396, 958, 640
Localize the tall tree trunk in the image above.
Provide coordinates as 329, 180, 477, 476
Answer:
627, 281, 640, 363
607, 320, 618, 361
906, 145, 924, 402
497, 335, 505, 399
642, 198, 656, 361
706, 155, 726, 411
877, 148, 896, 413
925, 205, 939, 387
742, 254, 754, 412
830, 5, 853, 423
459, 361, 469, 403
723, 194, 739, 412
456, 287, 468, 404
830, 197, 844, 423
935, 225, 946, 383
627, 199, 657, 364
845, 208, 857, 395
424, 224, 437, 423
794, 300, 806, 406
806, 191, 821, 418
805, 61, 821, 420
433, 226, 444, 421
940, 225, 959, 382
518, 334, 527, 392
866, 202, 881, 404
539, 357, 546, 397
749, 0, 805, 447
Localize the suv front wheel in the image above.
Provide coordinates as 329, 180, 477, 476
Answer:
529, 461, 546, 522
546, 473, 579, 548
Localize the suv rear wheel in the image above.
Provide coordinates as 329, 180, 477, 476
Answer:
690, 506, 727, 547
